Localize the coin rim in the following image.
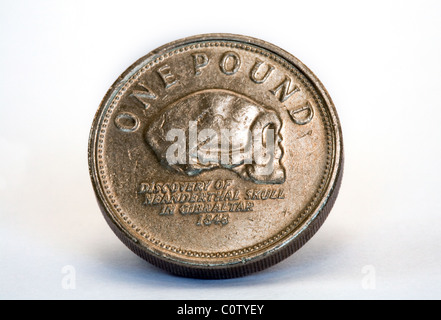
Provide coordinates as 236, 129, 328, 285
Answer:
88, 33, 344, 278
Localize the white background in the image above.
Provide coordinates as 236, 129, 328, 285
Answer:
1, 0, 440, 300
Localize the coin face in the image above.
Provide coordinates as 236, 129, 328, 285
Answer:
88, 34, 343, 278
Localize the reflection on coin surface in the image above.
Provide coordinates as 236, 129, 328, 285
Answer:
88, 34, 343, 278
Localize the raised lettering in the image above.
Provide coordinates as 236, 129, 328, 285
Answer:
159, 205, 174, 215
157, 64, 178, 88
192, 52, 209, 76
131, 82, 157, 109
250, 58, 274, 84
288, 101, 314, 125
270, 76, 300, 102
114, 112, 139, 132
220, 51, 241, 75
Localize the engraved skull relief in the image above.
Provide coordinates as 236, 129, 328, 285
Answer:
146, 90, 286, 184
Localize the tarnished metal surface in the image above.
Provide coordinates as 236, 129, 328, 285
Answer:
88, 34, 344, 278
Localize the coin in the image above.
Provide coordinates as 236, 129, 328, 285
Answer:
88, 34, 343, 278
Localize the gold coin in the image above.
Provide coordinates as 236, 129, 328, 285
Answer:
88, 34, 343, 278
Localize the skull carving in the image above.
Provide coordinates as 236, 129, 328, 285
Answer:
146, 89, 286, 184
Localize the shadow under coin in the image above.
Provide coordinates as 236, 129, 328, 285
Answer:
94, 226, 346, 293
